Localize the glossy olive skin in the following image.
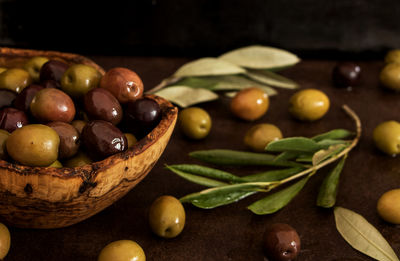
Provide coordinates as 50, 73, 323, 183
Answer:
289, 89, 330, 121
373, 121, 400, 155
0, 129, 10, 160
380, 63, 400, 91
30, 88, 76, 123
231, 87, 269, 121
0, 68, 32, 93
0, 107, 29, 133
6, 124, 60, 167
61, 64, 102, 97
263, 223, 301, 261
63, 151, 92, 167
377, 189, 400, 224
124, 133, 137, 148
149, 195, 185, 238
71, 120, 86, 135
178, 107, 212, 139
385, 49, 400, 64
332, 62, 361, 88
0, 223, 10, 260
124, 98, 161, 137
23, 56, 49, 82
98, 240, 146, 261
81, 120, 127, 160
41, 79, 60, 89
39, 60, 69, 83
47, 121, 80, 159
84, 88, 123, 125
100, 67, 144, 103
13, 84, 44, 112
0, 89, 17, 109
244, 123, 283, 152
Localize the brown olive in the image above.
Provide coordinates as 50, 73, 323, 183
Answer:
0, 68, 32, 93
289, 89, 330, 121
263, 223, 301, 261
0, 90, 17, 109
0, 107, 29, 133
100, 67, 144, 103
47, 121, 80, 159
84, 88, 123, 125
39, 60, 69, 83
0, 223, 10, 259
63, 151, 92, 167
13, 84, 44, 112
0, 129, 10, 160
377, 189, 400, 224
81, 120, 127, 160
40, 79, 60, 89
30, 88, 75, 123
98, 240, 146, 261
332, 62, 361, 88
230, 87, 269, 121
244, 123, 282, 152
124, 133, 137, 148
71, 120, 86, 135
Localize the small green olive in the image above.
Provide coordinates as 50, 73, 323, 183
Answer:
380, 63, 400, 91
244, 123, 283, 152
0, 129, 10, 160
23, 56, 49, 82
230, 87, 269, 121
124, 133, 137, 148
373, 121, 400, 155
0, 223, 10, 259
98, 240, 145, 261
289, 89, 330, 121
149, 195, 185, 238
61, 64, 102, 97
385, 49, 400, 64
48, 160, 63, 168
178, 107, 212, 139
377, 189, 400, 224
0, 68, 32, 93
63, 151, 92, 168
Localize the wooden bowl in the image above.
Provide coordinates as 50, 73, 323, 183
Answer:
0, 47, 178, 228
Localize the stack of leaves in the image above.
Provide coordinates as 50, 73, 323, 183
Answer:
149, 45, 300, 108
166, 105, 361, 214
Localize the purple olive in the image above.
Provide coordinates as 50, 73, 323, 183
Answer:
84, 88, 123, 125
39, 60, 69, 83
41, 79, 60, 89
0, 108, 29, 133
263, 223, 301, 261
0, 90, 17, 109
47, 121, 80, 159
13, 84, 44, 112
332, 62, 361, 88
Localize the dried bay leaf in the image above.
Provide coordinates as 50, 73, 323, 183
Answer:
173, 58, 246, 78
154, 86, 218, 108
219, 45, 300, 70
246, 69, 299, 89
334, 207, 400, 261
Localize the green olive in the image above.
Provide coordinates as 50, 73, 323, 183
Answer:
178, 107, 212, 139
377, 189, 400, 224
380, 63, 400, 91
385, 49, 400, 64
289, 89, 330, 121
244, 123, 283, 152
23, 56, 49, 82
230, 87, 269, 121
149, 195, 185, 238
0, 223, 10, 259
373, 121, 400, 155
124, 133, 137, 148
48, 160, 63, 168
61, 64, 102, 97
0, 129, 10, 160
63, 151, 92, 168
98, 240, 145, 261
6, 124, 60, 167
71, 120, 86, 135
0, 68, 32, 93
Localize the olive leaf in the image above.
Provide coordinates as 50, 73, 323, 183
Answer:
317, 156, 346, 208
219, 45, 300, 70
248, 176, 310, 215
167, 164, 244, 183
265, 137, 321, 153
312, 129, 354, 142
245, 69, 299, 89
312, 144, 347, 166
173, 57, 246, 78
334, 207, 400, 261
242, 167, 305, 182
154, 86, 218, 108
166, 166, 229, 187
316, 139, 350, 147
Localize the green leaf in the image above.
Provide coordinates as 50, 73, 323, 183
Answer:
167, 164, 244, 183
189, 149, 303, 167
173, 57, 246, 77
180, 183, 272, 209
266, 137, 321, 153
274, 151, 304, 161
245, 69, 299, 89
312, 144, 347, 166
219, 45, 300, 70
334, 207, 400, 261
317, 139, 350, 148
248, 176, 309, 215
166, 166, 228, 187
154, 86, 218, 108
317, 156, 346, 208
242, 167, 305, 182
312, 129, 354, 142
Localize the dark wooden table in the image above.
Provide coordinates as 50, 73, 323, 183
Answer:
6, 56, 400, 260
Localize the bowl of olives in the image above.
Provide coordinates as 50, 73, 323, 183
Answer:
0, 47, 178, 228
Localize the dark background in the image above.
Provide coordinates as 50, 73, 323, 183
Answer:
1, 0, 400, 58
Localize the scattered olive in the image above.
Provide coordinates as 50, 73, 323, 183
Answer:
263, 223, 301, 261
332, 62, 361, 88
178, 107, 211, 140
47, 121, 80, 159
0, 107, 29, 133
13, 84, 44, 112
149, 195, 185, 238
124, 133, 137, 148
244, 123, 282, 152
39, 60, 69, 83
0, 89, 17, 109
98, 240, 146, 261
385, 49, 400, 64
373, 121, 400, 156
289, 88, 330, 121
124, 98, 161, 137
380, 63, 400, 91
30, 88, 76, 123
63, 151, 92, 168
84, 88, 123, 125
230, 87, 269, 121
48, 160, 63, 168
0, 223, 10, 260
6, 124, 60, 167
71, 120, 86, 135
23, 56, 49, 82
377, 189, 400, 224
100, 67, 144, 103
0, 129, 10, 160
0, 68, 32, 93
61, 64, 101, 97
